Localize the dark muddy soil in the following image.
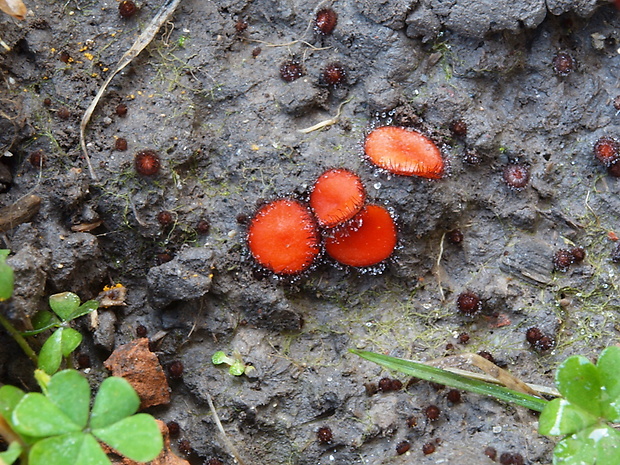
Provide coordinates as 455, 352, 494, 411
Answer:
2, 1, 620, 463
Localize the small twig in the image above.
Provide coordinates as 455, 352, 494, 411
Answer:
298, 97, 353, 134
79, 0, 182, 181
434, 232, 446, 301
206, 393, 247, 465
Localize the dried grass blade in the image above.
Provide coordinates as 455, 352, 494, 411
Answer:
79, 0, 182, 181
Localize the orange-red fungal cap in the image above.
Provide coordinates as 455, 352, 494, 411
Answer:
309, 168, 366, 228
247, 199, 321, 275
364, 126, 444, 178
325, 204, 397, 267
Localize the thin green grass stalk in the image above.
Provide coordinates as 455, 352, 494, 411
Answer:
351, 350, 548, 412
0, 313, 37, 364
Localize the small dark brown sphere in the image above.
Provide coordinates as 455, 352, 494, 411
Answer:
196, 219, 210, 235
321, 63, 346, 86
422, 442, 436, 455
457, 332, 470, 344
570, 246, 586, 262
166, 421, 180, 437
315, 8, 337, 35
116, 103, 128, 117
316, 426, 333, 444
119, 0, 138, 18
450, 120, 468, 138
43, 97, 52, 106
76, 353, 91, 369
177, 439, 192, 456
157, 252, 173, 264
157, 211, 174, 226
59, 51, 71, 63
552, 52, 575, 76
525, 327, 543, 345
252, 47, 262, 58
378, 377, 394, 392
502, 164, 530, 190
535, 335, 555, 352
457, 292, 482, 316
234, 20, 248, 33
279, 60, 304, 82
424, 405, 440, 421
135, 150, 160, 176
477, 351, 495, 364
484, 446, 497, 461
168, 360, 184, 379
57, 107, 71, 120
136, 324, 148, 338
115, 137, 128, 151
553, 248, 574, 272
447, 229, 463, 245
29, 150, 45, 168
446, 389, 461, 403
499, 452, 524, 465
594, 137, 620, 167
395, 441, 411, 455
390, 379, 403, 391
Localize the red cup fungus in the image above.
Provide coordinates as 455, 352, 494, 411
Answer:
364, 126, 444, 178
247, 199, 320, 275
309, 168, 366, 228
325, 204, 397, 267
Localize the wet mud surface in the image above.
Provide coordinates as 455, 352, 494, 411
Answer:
2, 1, 620, 463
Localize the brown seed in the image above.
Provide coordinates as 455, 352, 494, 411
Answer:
157, 211, 174, 226
552, 52, 574, 76
553, 248, 574, 272
119, 0, 138, 18
457, 292, 482, 316
447, 229, 463, 245
252, 47, 262, 58
116, 103, 128, 117
29, 150, 45, 168
535, 335, 554, 351
234, 20, 248, 33
59, 51, 71, 63
280, 61, 304, 82
166, 421, 180, 437
484, 446, 497, 461
450, 120, 468, 138
57, 107, 71, 120
570, 246, 586, 262
43, 98, 52, 106
115, 137, 128, 151
315, 8, 337, 35
136, 324, 148, 338
424, 405, 440, 421
321, 63, 346, 86
196, 219, 210, 235
395, 441, 410, 455
317, 426, 333, 444
168, 360, 184, 379
446, 389, 461, 403
477, 351, 495, 364
134, 150, 160, 176
525, 327, 543, 345
422, 442, 436, 455
457, 332, 470, 344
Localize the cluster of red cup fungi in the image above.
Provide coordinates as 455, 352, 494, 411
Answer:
247, 126, 444, 276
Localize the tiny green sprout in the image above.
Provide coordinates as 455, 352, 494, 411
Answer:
177, 35, 188, 47
212, 351, 255, 377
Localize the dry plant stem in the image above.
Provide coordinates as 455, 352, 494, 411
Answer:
0, 312, 37, 364
0, 194, 41, 233
206, 393, 247, 465
79, 0, 182, 181
428, 353, 543, 397
298, 97, 353, 134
